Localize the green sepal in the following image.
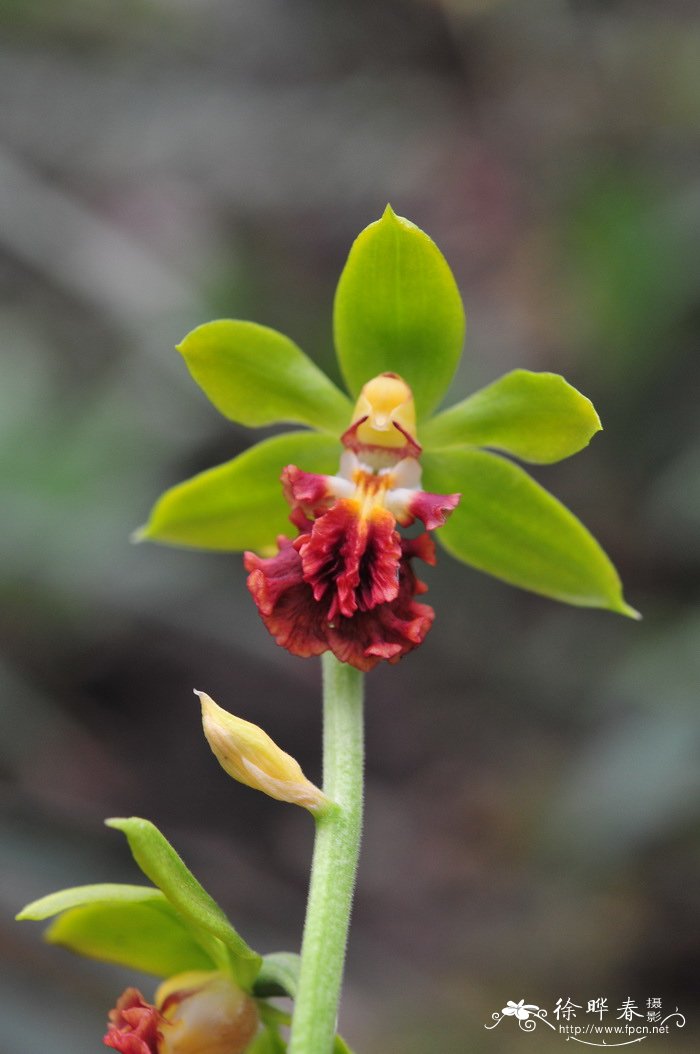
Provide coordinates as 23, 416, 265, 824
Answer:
178, 320, 352, 435
247, 1028, 288, 1054
258, 1004, 291, 1029
333, 206, 465, 419
423, 448, 639, 617
333, 1037, 355, 1054
106, 817, 262, 989
137, 431, 340, 552
253, 951, 301, 998
17, 883, 215, 978
421, 370, 602, 463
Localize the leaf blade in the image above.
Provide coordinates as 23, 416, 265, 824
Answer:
333, 206, 465, 419
421, 370, 602, 463
423, 447, 638, 616
178, 320, 352, 434
138, 431, 340, 552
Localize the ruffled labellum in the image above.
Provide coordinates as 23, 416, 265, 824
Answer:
245, 374, 460, 671
104, 988, 164, 1054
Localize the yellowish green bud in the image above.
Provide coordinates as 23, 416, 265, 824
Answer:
196, 691, 329, 814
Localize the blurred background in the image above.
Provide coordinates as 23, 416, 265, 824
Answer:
2, 1, 699, 1051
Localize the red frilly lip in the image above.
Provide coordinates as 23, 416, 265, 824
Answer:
245, 537, 329, 660
104, 989, 163, 1054
297, 499, 402, 619
246, 457, 459, 671
245, 531, 436, 672
326, 535, 436, 670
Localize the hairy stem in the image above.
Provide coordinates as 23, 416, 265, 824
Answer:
288, 653, 365, 1054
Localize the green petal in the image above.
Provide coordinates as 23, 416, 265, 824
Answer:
106, 817, 262, 988
333, 206, 465, 419
423, 448, 639, 616
46, 900, 216, 977
178, 320, 352, 434
16, 882, 164, 921
137, 431, 340, 552
421, 370, 602, 463
17, 883, 215, 979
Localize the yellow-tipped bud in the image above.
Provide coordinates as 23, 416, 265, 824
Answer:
155, 971, 258, 1054
350, 372, 418, 451
196, 691, 329, 814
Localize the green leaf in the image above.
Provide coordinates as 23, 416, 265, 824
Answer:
178, 320, 352, 435
423, 448, 639, 617
46, 899, 216, 977
106, 817, 262, 988
334, 206, 465, 419
421, 370, 602, 463
253, 952, 301, 998
137, 431, 340, 552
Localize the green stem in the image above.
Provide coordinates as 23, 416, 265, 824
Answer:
288, 653, 365, 1054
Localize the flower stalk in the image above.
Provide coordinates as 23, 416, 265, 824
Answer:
289, 653, 365, 1054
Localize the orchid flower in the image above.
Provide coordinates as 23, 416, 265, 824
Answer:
139, 206, 637, 674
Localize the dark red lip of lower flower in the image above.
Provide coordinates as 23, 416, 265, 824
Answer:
103, 988, 163, 1054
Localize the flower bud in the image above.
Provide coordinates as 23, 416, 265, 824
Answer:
343, 372, 420, 459
156, 972, 259, 1054
196, 691, 329, 814
104, 974, 258, 1054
